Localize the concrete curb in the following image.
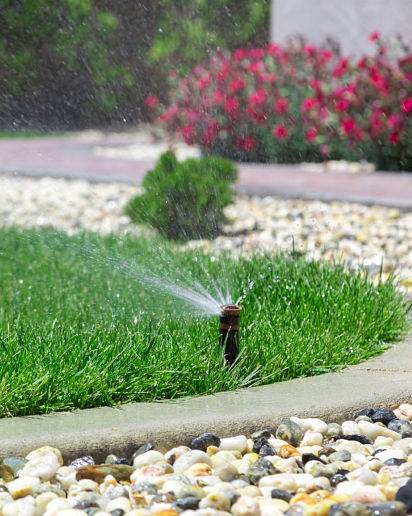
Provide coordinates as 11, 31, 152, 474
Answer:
0, 332, 411, 461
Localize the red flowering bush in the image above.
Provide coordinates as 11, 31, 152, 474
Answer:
149, 34, 412, 171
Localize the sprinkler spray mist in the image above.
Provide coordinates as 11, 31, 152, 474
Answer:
219, 304, 241, 367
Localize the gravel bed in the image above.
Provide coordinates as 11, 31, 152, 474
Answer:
0, 175, 411, 293
1, 405, 412, 515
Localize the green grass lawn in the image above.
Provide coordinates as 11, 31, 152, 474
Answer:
0, 227, 409, 418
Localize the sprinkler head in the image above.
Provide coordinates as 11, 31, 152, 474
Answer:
219, 304, 241, 367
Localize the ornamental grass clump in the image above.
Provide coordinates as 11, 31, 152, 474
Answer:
125, 151, 237, 241
148, 34, 412, 171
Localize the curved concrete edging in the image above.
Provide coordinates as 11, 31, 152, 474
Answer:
0, 331, 411, 461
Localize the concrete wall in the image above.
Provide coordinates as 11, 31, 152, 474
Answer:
271, 0, 412, 56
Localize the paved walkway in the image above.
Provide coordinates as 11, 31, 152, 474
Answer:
1, 133, 412, 208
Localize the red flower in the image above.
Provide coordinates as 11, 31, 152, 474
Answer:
201, 122, 220, 147
357, 57, 368, 70
369, 31, 380, 42
353, 127, 363, 141
233, 48, 248, 62
197, 76, 211, 90
224, 97, 239, 115
341, 118, 356, 134
159, 106, 178, 123
370, 109, 384, 135
181, 124, 196, 145
401, 97, 412, 114
267, 43, 282, 57
236, 136, 257, 152
303, 44, 317, 57
389, 131, 400, 144
214, 90, 224, 104
301, 97, 318, 112
228, 77, 246, 94
144, 95, 159, 109
306, 127, 318, 142
184, 110, 200, 123
248, 89, 267, 108
273, 124, 289, 139
248, 61, 264, 73
261, 72, 277, 84
336, 99, 349, 112
274, 97, 289, 114
333, 58, 348, 78
388, 113, 402, 129
320, 50, 333, 62
249, 48, 265, 60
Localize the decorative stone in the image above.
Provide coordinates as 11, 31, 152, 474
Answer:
342, 422, 360, 435
290, 417, 328, 435
2, 496, 36, 516
357, 421, 401, 441
219, 436, 248, 453
271, 489, 293, 502
191, 433, 221, 452
215, 464, 238, 482
76, 465, 134, 482
370, 409, 397, 426
231, 495, 260, 516
164, 446, 190, 465
327, 424, 343, 439
301, 432, 323, 447
1, 458, 28, 477
6, 476, 40, 499
329, 450, 352, 463
133, 451, 165, 469
104, 455, 128, 465
173, 451, 212, 474
279, 445, 301, 458
175, 496, 201, 511
396, 480, 412, 512
198, 492, 231, 511
388, 419, 412, 436
185, 463, 212, 477
0, 466, 14, 483
247, 460, 277, 485
276, 421, 304, 447
130, 443, 155, 463
69, 456, 95, 469
20, 447, 63, 481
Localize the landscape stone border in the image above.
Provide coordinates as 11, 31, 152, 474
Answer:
0, 331, 411, 461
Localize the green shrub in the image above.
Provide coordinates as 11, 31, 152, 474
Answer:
125, 152, 237, 241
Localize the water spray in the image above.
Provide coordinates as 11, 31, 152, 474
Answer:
219, 304, 241, 367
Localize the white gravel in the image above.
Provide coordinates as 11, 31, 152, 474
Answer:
0, 175, 411, 293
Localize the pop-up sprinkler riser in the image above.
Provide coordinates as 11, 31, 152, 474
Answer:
219, 304, 241, 367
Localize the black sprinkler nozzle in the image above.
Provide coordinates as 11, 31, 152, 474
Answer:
219, 304, 241, 367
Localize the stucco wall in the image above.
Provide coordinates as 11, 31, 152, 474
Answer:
271, 0, 412, 56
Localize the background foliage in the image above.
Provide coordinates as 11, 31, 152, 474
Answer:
0, 0, 270, 129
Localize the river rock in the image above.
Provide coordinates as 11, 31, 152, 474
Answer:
357, 421, 401, 441
370, 409, 397, 426
290, 417, 328, 434
219, 436, 248, 453
191, 433, 221, 452
2, 496, 36, 516
276, 420, 304, 447
173, 451, 212, 474
19, 447, 63, 481
6, 476, 41, 498
231, 495, 260, 516
76, 464, 133, 482
132, 450, 165, 469
396, 480, 412, 512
